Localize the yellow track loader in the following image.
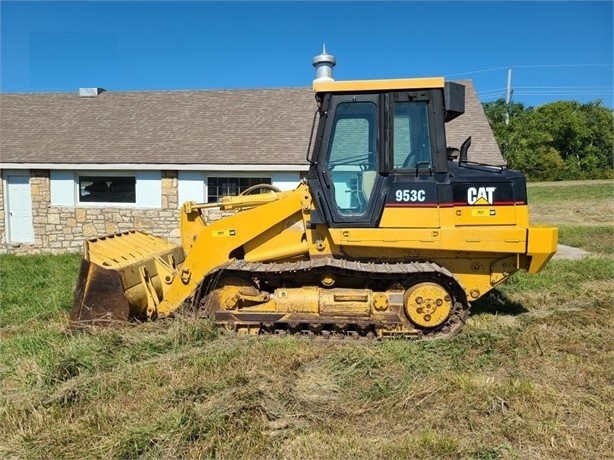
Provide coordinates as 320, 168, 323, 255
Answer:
70, 75, 557, 339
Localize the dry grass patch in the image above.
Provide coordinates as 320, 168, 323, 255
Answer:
527, 180, 614, 228
2, 181, 614, 459
530, 199, 613, 226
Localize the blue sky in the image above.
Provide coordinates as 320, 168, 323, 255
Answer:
1, 1, 613, 108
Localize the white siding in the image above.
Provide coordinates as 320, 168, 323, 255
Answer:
178, 171, 205, 206
135, 170, 161, 208
50, 170, 76, 206
50, 170, 161, 208
48, 169, 301, 209
271, 172, 301, 191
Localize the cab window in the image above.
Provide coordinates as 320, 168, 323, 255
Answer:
393, 101, 432, 169
327, 101, 377, 215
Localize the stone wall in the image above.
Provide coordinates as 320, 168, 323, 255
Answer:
0, 170, 182, 255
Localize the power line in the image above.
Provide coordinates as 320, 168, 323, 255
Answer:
445, 63, 613, 77
482, 91, 611, 97
514, 85, 614, 89
458, 64, 614, 107
477, 87, 507, 94
445, 67, 508, 77
513, 63, 613, 69
514, 91, 613, 96
479, 86, 614, 94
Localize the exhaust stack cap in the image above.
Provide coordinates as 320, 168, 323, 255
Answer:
312, 44, 336, 83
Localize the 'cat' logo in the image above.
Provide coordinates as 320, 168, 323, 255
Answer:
467, 186, 496, 205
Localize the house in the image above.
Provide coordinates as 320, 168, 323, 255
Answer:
0, 78, 502, 254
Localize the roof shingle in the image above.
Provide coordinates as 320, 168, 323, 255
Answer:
0, 80, 503, 166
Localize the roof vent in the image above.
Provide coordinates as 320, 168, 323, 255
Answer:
312, 45, 336, 83
79, 88, 105, 97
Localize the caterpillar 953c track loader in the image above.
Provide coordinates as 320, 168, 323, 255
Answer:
70, 74, 558, 339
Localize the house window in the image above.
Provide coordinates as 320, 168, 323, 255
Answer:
207, 177, 271, 203
78, 175, 136, 203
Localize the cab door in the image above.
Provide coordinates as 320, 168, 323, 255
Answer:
313, 94, 386, 227
379, 93, 449, 229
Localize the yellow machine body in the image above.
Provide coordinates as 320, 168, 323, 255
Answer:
70, 76, 558, 338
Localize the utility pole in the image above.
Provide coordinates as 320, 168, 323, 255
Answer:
505, 67, 512, 125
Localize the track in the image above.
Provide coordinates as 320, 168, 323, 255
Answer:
192, 257, 470, 340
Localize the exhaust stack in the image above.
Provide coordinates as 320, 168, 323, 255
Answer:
312, 45, 336, 83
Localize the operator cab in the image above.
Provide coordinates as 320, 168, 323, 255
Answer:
307, 77, 465, 227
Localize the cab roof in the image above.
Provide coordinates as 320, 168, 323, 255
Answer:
312, 77, 445, 93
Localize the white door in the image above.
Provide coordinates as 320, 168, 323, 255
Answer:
6, 173, 34, 243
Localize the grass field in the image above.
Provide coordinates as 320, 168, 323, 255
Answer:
1, 181, 613, 459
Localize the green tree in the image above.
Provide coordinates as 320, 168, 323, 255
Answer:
483, 98, 614, 181
482, 99, 526, 160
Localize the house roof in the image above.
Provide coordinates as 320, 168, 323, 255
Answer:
0, 80, 503, 168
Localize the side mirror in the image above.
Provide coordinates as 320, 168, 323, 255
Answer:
444, 82, 466, 122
